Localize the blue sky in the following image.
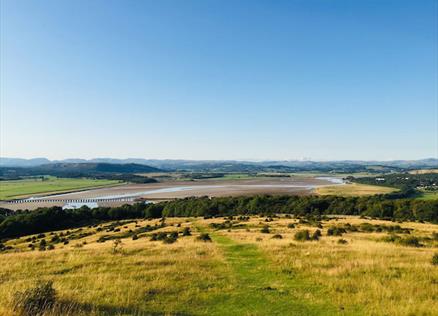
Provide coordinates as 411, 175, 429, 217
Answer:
1, 0, 437, 161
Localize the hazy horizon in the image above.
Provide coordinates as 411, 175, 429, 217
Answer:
1, 0, 437, 161
1, 156, 437, 163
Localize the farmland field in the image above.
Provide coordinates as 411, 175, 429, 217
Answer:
0, 216, 436, 315
315, 183, 397, 196
418, 191, 438, 200
0, 177, 121, 200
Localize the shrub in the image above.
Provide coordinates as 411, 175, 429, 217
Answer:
210, 221, 233, 230
338, 239, 348, 244
260, 225, 270, 234
38, 240, 46, 251
197, 233, 212, 242
327, 226, 346, 236
287, 223, 295, 229
432, 253, 438, 266
169, 231, 179, 239
272, 234, 283, 239
311, 229, 322, 241
382, 234, 401, 243
150, 233, 158, 241
96, 236, 107, 243
156, 232, 167, 241
13, 281, 56, 315
399, 237, 422, 248
294, 230, 310, 241
132, 234, 138, 240
163, 236, 177, 244
182, 227, 191, 236
47, 245, 55, 250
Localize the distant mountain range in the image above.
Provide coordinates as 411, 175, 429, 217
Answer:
0, 157, 437, 172
0, 162, 161, 179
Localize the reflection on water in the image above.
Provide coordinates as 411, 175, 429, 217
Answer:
315, 177, 345, 184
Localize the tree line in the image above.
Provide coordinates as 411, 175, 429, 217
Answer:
348, 173, 438, 190
0, 194, 437, 239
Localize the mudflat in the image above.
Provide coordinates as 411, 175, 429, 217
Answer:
0, 177, 337, 210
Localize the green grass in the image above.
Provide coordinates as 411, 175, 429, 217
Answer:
0, 177, 121, 200
417, 191, 438, 200
207, 233, 341, 315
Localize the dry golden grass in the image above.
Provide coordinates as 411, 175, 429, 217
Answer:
0, 218, 231, 315
0, 216, 437, 315
315, 183, 397, 196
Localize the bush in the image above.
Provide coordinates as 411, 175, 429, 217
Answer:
13, 281, 56, 315
432, 253, 438, 266
287, 223, 295, 229
337, 239, 348, 244
382, 234, 401, 243
327, 226, 346, 236
311, 229, 322, 241
169, 231, 178, 239
182, 227, 191, 236
163, 236, 177, 244
132, 234, 138, 240
272, 234, 283, 239
38, 240, 46, 251
260, 225, 270, 234
399, 236, 422, 248
197, 233, 212, 242
294, 230, 310, 241
156, 232, 167, 241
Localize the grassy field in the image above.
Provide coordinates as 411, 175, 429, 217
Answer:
0, 177, 121, 200
417, 191, 438, 200
409, 169, 438, 175
315, 183, 397, 196
0, 216, 437, 315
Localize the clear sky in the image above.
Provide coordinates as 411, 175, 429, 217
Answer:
1, 0, 437, 161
